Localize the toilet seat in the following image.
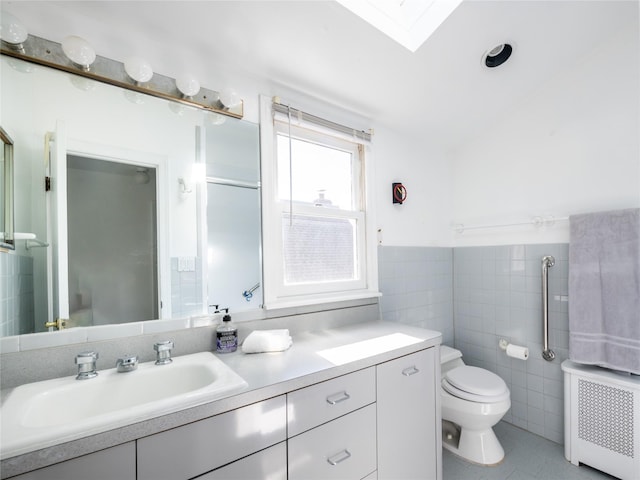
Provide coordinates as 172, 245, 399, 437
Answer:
443, 366, 509, 403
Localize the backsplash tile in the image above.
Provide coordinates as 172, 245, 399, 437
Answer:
0, 253, 35, 337
378, 246, 453, 346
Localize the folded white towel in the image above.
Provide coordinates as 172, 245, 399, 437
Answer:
242, 329, 292, 354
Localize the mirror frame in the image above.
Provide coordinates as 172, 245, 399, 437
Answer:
0, 126, 15, 250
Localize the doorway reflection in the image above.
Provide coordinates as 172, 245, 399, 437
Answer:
66, 156, 158, 327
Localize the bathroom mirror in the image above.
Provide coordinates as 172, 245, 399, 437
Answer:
0, 127, 15, 250
0, 55, 262, 337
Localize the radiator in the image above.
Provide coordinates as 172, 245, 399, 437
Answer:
562, 360, 640, 480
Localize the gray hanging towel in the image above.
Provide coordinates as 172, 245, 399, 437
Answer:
569, 208, 640, 375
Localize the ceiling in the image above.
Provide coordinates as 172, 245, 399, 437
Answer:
3, 1, 638, 150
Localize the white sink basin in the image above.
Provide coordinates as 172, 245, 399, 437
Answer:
1, 352, 247, 458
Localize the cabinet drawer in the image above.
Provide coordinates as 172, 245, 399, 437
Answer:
194, 442, 287, 480
288, 404, 377, 480
137, 396, 286, 480
287, 367, 375, 436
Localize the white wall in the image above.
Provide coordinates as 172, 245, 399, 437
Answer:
450, 22, 640, 247
373, 126, 452, 246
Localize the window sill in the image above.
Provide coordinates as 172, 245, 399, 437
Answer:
264, 290, 381, 314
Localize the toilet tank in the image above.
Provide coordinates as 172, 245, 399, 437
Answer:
440, 345, 465, 374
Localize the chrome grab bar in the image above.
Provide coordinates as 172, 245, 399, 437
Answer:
541, 255, 555, 361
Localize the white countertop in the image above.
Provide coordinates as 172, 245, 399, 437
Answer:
0, 320, 441, 478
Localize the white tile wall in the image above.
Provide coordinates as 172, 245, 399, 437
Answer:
0, 253, 35, 337
378, 246, 454, 346
453, 243, 569, 444
378, 243, 569, 444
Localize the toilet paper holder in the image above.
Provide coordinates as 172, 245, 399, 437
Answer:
498, 338, 529, 360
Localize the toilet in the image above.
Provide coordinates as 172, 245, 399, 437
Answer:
440, 345, 511, 465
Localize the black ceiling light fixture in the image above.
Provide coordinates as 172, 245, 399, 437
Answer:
484, 43, 513, 68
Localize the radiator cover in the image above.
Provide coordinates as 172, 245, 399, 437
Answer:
563, 360, 640, 480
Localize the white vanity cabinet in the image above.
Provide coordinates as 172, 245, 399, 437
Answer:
287, 368, 378, 480
4, 338, 442, 480
377, 348, 439, 480
9, 443, 135, 480
136, 396, 287, 480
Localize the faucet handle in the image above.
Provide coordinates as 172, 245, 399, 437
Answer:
75, 351, 98, 364
154, 340, 174, 352
75, 351, 99, 380
154, 340, 174, 365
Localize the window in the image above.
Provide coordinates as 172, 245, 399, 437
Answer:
261, 97, 378, 307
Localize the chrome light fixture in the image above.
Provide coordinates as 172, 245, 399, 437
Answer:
0, 24, 243, 118
0, 11, 28, 51
61, 35, 96, 71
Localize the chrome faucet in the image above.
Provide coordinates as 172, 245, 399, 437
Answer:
75, 351, 99, 380
154, 340, 174, 365
116, 354, 139, 373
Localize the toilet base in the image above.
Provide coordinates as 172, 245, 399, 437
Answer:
442, 422, 505, 466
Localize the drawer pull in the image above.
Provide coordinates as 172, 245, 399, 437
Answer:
327, 449, 352, 466
402, 366, 420, 376
326, 391, 351, 405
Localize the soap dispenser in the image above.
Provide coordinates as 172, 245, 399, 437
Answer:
216, 309, 237, 353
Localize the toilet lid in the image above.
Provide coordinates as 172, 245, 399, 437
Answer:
443, 366, 509, 402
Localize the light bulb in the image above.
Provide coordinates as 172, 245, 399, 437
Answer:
124, 56, 153, 83
176, 73, 200, 97
124, 90, 145, 105
134, 168, 150, 185
0, 11, 28, 49
206, 112, 226, 126
61, 35, 96, 70
70, 75, 97, 92
219, 87, 240, 109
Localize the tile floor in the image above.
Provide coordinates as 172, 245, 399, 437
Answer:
443, 421, 615, 480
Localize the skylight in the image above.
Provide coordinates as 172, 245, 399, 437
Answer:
336, 0, 463, 52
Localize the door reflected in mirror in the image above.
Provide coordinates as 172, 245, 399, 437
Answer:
66, 156, 159, 327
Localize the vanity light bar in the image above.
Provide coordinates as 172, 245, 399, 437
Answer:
0, 34, 243, 119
